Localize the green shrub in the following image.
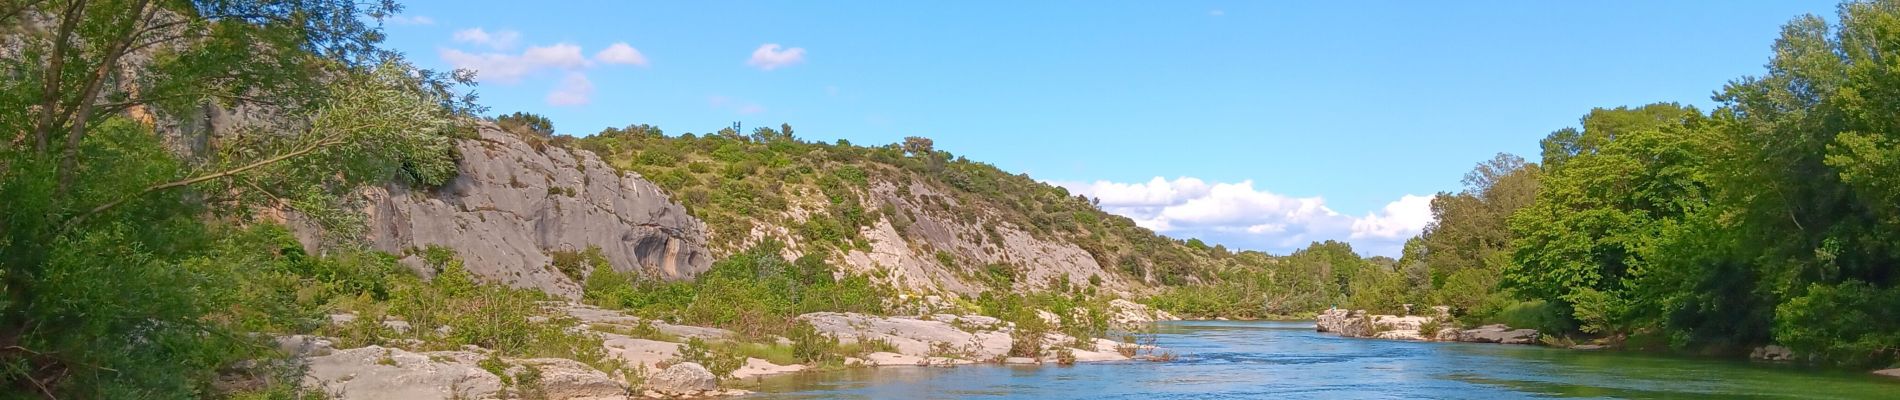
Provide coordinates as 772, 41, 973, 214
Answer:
1774, 281, 1900, 367
788, 320, 841, 364
675, 337, 744, 380
550, 246, 610, 283
1494, 300, 1575, 334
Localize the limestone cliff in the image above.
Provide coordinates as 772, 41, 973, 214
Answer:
332, 124, 713, 298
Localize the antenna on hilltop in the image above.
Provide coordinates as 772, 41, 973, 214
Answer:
732, 121, 742, 133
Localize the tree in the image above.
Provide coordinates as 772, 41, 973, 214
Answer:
1410, 153, 1539, 317
0, 1, 473, 395
497, 111, 555, 137
1505, 103, 1707, 334
902, 136, 934, 156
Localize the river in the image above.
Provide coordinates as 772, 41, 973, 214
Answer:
743, 320, 1899, 399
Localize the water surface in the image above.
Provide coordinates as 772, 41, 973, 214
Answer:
743, 321, 1899, 399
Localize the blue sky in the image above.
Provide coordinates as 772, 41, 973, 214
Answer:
378, 1, 1836, 256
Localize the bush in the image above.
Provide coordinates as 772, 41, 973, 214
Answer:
1774, 281, 1900, 367
675, 338, 744, 380
1493, 300, 1575, 334
788, 320, 842, 364
550, 246, 610, 283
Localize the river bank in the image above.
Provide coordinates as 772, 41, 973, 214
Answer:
1310, 307, 1900, 380
261, 300, 1180, 399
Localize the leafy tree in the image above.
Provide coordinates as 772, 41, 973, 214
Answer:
901, 136, 934, 157
497, 111, 555, 137
1505, 103, 1707, 334
1413, 153, 1540, 317
0, 0, 473, 396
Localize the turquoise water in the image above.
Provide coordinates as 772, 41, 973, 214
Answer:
742, 321, 1900, 399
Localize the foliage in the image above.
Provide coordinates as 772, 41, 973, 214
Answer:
584, 242, 889, 338
786, 320, 842, 365
1405, 0, 1900, 367
674, 337, 743, 380
550, 246, 610, 284
497, 111, 556, 137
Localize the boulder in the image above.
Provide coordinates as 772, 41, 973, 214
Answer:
1315, 309, 1372, 337
1107, 299, 1178, 329
1433, 328, 1462, 342
1036, 309, 1064, 329
513, 358, 626, 399
646, 362, 717, 397
1459, 325, 1541, 344
1750, 345, 1796, 361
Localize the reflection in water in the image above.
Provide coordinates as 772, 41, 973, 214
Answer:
741, 321, 1900, 399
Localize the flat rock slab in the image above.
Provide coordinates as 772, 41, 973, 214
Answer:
301, 346, 501, 400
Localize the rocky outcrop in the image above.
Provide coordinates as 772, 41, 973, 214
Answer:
1874, 368, 1900, 379
279, 301, 1164, 399
799, 312, 1142, 363
820, 180, 1140, 297
1456, 324, 1542, 345
1108, 299, 1180, 329
1750, 345, 1796, 361
299, 345, 504, 400
644, 363, 717, 397
1315, 309, 1373, 337
1317, 308, 1541, 345
327, 125, 713, 298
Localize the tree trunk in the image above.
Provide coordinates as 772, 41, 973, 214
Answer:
56, 0, 151, 196
31, 0, 86, 154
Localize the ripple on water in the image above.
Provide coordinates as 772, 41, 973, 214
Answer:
744, 321, 1900, 399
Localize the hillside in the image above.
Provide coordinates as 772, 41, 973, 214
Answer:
571, 124, 1215, 297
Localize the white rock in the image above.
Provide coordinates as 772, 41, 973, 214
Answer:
646, 362, 717, 397
300, 346, 501, 400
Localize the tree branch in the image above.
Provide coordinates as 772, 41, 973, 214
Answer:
57, 0, 153, 196
32, 0, 86, 154
64, 135, 344, 231
0, 0, 49, 26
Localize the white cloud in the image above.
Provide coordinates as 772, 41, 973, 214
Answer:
1350, 195, 1434, 240
747, 43, 806, 70
1057, 177, 1433, 257
545, 73, 593, 106
440, 43, 588, 83
453, 28, 521, 50
387, 15, 435, 25
595, 42, 649, 66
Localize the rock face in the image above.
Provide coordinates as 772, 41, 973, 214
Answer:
1108, 299, 1180, 329
645, 362, 717, 397
826, 180, 1140, 297
333, 124, 713, 298
1315, 309, 1373, 337
1458, 324, 1542, 345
